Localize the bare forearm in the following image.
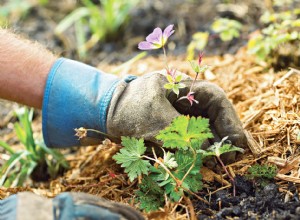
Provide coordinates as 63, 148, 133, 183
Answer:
0, 28, 56, 109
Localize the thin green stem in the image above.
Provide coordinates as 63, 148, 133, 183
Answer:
180, 144, 197, 186
162, 45, 170, 71
142, 154, 180, 185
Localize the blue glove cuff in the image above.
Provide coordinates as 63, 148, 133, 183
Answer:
42, 58, 121, 148
0, 194, 17, 220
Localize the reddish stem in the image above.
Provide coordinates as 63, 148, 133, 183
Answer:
216, 156, 236, 197
189, 72, 199, 93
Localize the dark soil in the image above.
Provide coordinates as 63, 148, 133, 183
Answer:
195, 175, 300, 220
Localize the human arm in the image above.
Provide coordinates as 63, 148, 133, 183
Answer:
0, 28, 56, 109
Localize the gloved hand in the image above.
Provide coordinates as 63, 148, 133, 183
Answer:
169, 78, 247, 163
42, 58, 180, 147
0, 192, 144, 220
42, 58, 246, 155
170, 79, 247, 146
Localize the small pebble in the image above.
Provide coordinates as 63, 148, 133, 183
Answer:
232, 206, 241, 215
295, 207, 300, 215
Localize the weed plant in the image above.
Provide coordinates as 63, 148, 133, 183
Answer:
247, 7, 300, 67
0, 107, 68, 187
55, 0, 140, 58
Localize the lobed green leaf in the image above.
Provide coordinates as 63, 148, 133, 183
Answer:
156, 116, 212, 150
113, 137, 150, 181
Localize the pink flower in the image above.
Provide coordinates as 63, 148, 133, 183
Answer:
138, 24, 175, 50
178, 92, 199, 106
198, 51, 204, 65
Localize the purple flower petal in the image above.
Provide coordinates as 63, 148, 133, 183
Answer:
138, 24, 175, 51
146, 27, 163, 45
163, 24, 175, 38
138, 41, 157, 50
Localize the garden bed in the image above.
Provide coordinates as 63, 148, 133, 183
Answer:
0, 0, 300, 219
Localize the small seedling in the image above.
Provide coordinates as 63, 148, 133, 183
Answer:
246, 164, 277, 187
113, 115, 212, 211
186, 18, 242, 60
55, 0, 140, 58
247, 8, 300, 65
0, 107, 68, 187
112, 116, 244, 211
211, 18, 242, 42
198, 136, 244, 196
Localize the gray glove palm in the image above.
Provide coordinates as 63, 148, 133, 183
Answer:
107, 73, 180, 143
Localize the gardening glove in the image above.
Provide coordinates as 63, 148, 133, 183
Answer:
43, 58, 246, 156
42, 58, 180, 148
168, 77, 247, 163
0, 192, 144, 220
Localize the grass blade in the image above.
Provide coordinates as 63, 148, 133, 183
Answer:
0, 151, 29, 186
55, 7, 89, 35
0, 140, 15, 154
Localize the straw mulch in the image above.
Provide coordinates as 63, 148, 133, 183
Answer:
0, 48, 299, 219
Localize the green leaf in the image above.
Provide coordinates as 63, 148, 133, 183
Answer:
55, 7, 90, 35
148, 166, 183, 201
186, 32, 209, 60
113, 137, 150, 181
135, 176, 165, 212
247, 164, 277, 180
0, 140, 15, 154
166, 74, 174, 83
14, 107, 36, 155
164, 83, 174, 90
189, 60, 200, 73
149, 166, 169, 183
0, 151, 29, 186
292, 19, 300, 27
218, 144, 245, 155
197, 149, 216, 157
12, 160, 36, 187
193, 32, 209, 50
163, 151, 178, 169
13, 123, 26, 146
177, 83, 186, 89
38, 141, 69, 169
165, 180, 183, 201
220, 30, 234, 41
172, 85, 180, 95
175, 150, 202, 175
156, 116, 213, 150
175, 74, 182, 83
173, 150, 203, 192
200, 137, 244, 158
